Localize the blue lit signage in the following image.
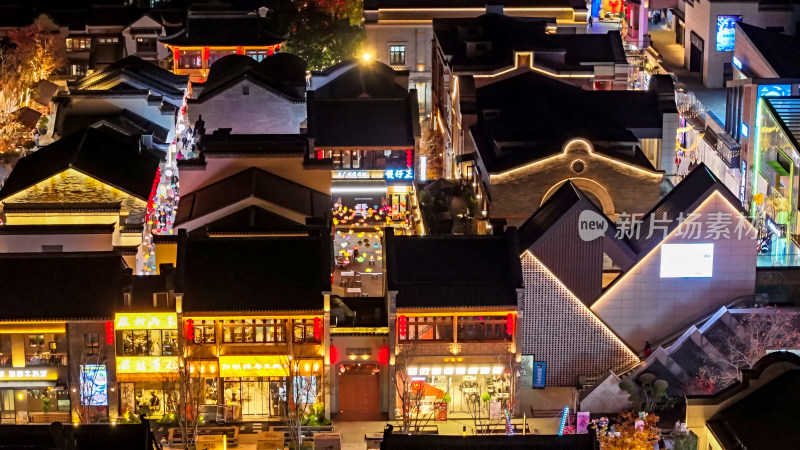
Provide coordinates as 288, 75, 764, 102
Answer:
716, 16, 741, 52
533, 361, 546, 389
741, 123, 749, 138
80, 364, 108, 406
739, 161, 747, 204
384, 169, 413, 180
732, 56, 743, 70
758, 84, 792, 98
766, 216, 786, 238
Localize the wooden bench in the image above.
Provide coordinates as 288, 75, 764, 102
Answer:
476, 421, 530, 435
268, 425, 335, 444
392, 424, 439, 434
168, 426, 239, 447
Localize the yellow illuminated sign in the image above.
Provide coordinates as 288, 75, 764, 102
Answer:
0, 369, 58, 381
116, 357, 179, 374
115, 313, 177, 330
219, 356, 323, 377
219, 356, 288, 377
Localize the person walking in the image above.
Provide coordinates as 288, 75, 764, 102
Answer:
588, 15, 594, 29
644, 341, 652, 357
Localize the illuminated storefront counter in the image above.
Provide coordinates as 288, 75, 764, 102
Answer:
219, 356, 323, 420
399, 364, 512, 418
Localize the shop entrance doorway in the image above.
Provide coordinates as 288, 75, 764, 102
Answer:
337, 364, 381, 421
689, 32, 704, 75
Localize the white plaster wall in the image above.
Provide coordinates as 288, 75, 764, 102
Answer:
591, 192, 756, 348
188, 79, 306, 134
683, 0, 795, 87
0, 233, 113, 253
179, 156, 331, 195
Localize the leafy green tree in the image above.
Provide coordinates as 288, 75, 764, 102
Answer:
283, 0, 365, 71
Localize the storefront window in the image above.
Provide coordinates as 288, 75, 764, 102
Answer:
120, 382, 170, 417
293, 320, 317, 343
400, 366, 509, 416
400, 316, 453, 341
246, 49, 269, 62
193, 320, 216, 344
223, 377, 288, 417
28, 335, 44, 348
457, 316, 506, 342
177, 50, 202, 69
121, 330, 177, 356
209, 49, 236, 65
332, 150, 409, 170
222, 319, 285, 344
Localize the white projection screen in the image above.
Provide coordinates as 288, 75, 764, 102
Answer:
660, 243, 714, 278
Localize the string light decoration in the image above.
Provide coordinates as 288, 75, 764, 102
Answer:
558, 406, 570, 436
504, 409, 514, 436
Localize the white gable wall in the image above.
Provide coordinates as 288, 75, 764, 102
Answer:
591, 191, 757, 349
188, 79, 306, 134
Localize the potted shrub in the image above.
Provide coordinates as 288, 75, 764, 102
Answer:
41, 396, 51, 413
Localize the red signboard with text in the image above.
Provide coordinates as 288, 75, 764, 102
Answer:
434, 402, 447, 422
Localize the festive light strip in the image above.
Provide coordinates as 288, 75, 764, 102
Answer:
558, 406, 569, 436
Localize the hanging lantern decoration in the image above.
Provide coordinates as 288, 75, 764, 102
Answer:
313, 317, 323, 340
398, 315, 408, 338
411, 380, 424, 391
104, 321, 114, 345
505, 313, 514, 336
185, 318, 195, 341
330, 346, 338, 364
377, 346, 389, 365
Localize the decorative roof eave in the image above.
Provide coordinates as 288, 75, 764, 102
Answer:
395, 306, 518, 314
189, 75, 304, 105
314, 145, 415, 151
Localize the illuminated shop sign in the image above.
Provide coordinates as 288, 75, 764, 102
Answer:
739, 161, 747, 204
115, 313, 177, 330
117, 356, 179, 374
0, 369, 57, 381
406, 366, 505, 376
758, 84, 792, 98
334, 171, 369, 179
384, 169, 413, 180
715, 15, 741, 52
80, 365, 108, 406
732, 56, 742, 70
766, 216, 786, 237
219, 356, 320, 377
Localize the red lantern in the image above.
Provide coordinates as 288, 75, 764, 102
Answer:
313, 317, 323, 340
329, 346, 338, 364
104, 321, 114, 345
411, 380, 424, 391
505, 313, 514, 336
377, 346, 389, 365
185, 318, 195, 341
398, 315, 408, 338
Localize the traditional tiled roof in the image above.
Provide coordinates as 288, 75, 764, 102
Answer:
385, 229, 523, 308
737, 23, 800, 78
159, 10, 286, 47
470, 71, 665, 173
308, 96, 419, 148
57, 108, 170, 145
365, 0, 586, 11
176, 233, 330, 313
189, 53, 306, 103
434, 14, 624, 72
0, 252, 125, 321
0, 124, 161, 201
175, 167, 330, 227
70, 56, 188, 100
201, 205, 311, 236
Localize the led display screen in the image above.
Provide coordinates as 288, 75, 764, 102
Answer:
80, 364, 108, 406
660, 243, 714, 278
758, 84, 792, 97
716, 16, 741, 52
